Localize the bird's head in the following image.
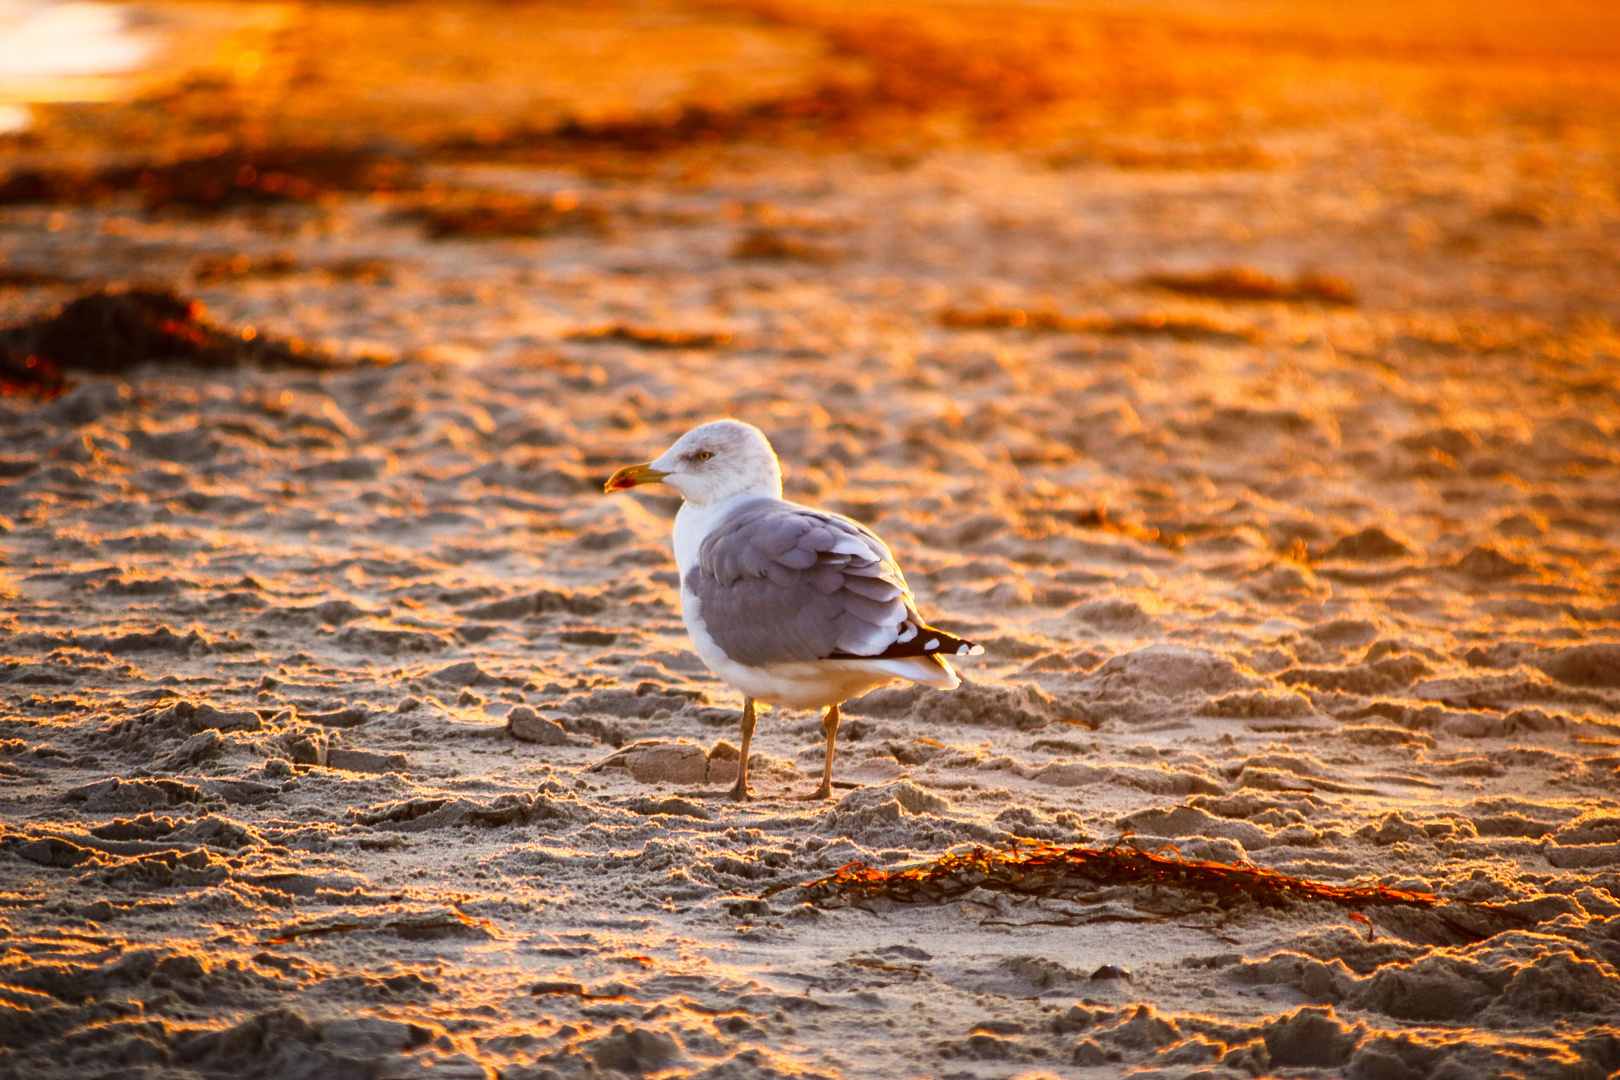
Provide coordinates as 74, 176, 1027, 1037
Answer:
605, 419, 782, 506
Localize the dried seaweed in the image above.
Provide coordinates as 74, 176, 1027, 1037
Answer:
0, 265, 83, 288
1143, 267, 1356, 305
938, 307, 1255, 344
566, 325, 733, 349
317, 259, 395, 284
732, 228, 841, 262
405, 189, 610, 239
192, 253, 299, 285
0, 287, 344, 395
0, 147, 416, 212
937, 307, 1075, 331
191, 253, 392, 285
787, 842, 1440, 915
1050, 142, 1276, 171
0, 354, 66, 398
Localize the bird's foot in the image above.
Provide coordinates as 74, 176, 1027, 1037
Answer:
728, 781, 753, 803
796, 784, 833, 801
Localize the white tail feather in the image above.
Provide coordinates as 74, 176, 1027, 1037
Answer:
868, 654, 959, 690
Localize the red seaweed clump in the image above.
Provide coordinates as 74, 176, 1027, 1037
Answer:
0, 287, 341, 396
788, 841, 1441, 913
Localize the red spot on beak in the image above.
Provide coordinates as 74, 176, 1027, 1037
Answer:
604, 463, 668, 493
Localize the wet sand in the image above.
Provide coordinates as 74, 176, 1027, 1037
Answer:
2, 1, 1619, 1077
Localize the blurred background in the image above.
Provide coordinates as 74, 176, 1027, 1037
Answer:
4, 0, 1618, 200
3, 0, 1618, 343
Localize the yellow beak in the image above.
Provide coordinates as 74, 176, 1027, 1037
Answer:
604, 463, 670, 492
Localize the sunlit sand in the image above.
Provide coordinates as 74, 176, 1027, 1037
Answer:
0, 1, 1617, 1077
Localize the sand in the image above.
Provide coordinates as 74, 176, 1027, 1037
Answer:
2, 1, 1620, 1077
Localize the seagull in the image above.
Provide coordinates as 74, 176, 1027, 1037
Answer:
606, 419, 982, 801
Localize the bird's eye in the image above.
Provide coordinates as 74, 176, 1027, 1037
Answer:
694, 450, 713, 461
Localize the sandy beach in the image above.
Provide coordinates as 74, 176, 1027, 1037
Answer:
1, 1, 1619, 1077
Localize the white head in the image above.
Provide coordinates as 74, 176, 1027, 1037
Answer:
605, 419, 782, 506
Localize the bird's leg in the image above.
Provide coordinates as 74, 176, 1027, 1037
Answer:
729, 697, 756, 802
799, 703, 839, 800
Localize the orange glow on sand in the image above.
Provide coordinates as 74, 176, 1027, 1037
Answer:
0, 1, 1617, 1078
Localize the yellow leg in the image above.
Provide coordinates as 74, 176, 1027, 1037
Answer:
729, 697, 756, 802
799, 703, 839, 800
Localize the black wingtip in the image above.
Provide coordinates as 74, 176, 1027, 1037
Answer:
828, 622, 983, 662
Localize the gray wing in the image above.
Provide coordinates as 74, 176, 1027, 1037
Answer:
687, 498, 916, 666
